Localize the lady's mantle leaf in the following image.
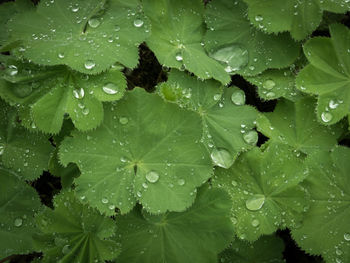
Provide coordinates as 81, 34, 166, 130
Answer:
0, 166, 42, 259
213, 143, 309, 241
257, 97, 344, 155
296, 24, 350, 126
115, 186, 234, 263
204, 0, 300, 76
243, 0, 350, 40
143, 0, 230, 85
7, 0, 149, 74
292, 147, 350, 263
158, 70, 258, 168
0, 100, 54, 180
35, 190, 120, 263
219, 235, 285, 263
0, 58, 126, 134
59, 88, 212, 215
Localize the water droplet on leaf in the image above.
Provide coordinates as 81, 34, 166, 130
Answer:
263, 79, 275, 90
146, 171, 159, 183
88, 18, 100, 28
84, 60, 96, 70
321, 112, 333, 123
246, 194, 265, 211
119, 117, 128, 125
133, 19, 144, 27
14, 218, 22, 227
6, 65, 18, 76
73, 88, 84, 99
231, 90, 246, 105
243, 131, 258, 145
210, 148, 234, 169
102, 83, 119, 94
177, 179, 185, 186
344, 232, 350, 241
175, 53, 183, 61
251, 219, 260, 227
209, 44, 248, 72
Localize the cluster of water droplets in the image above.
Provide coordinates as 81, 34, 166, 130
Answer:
320, 99, 343, 123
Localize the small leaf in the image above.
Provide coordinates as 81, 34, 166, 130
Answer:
0, 100, 54, 180
257, 97, 344, 155
296, 23, 350, 126
292, 146, 350, 263
59, 88, 212, 215
213, 143, 309, 241
7, 0, 149, 74
204, 0, 300, 76
35, 190, 120, 263
0, 166, 42, 259
115, 186, 234, 263
143, 0, 230, 84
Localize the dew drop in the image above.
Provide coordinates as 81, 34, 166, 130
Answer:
146, 171, 159, 183
231, 180, 237, 186
62, 244, 70, 255
0, 145, 4, 156
58, 53, 65, 59
119, 117, 128, 125
251, 219, 260, 227
246, 194, 265, 211
213, 93, 221, 101
73, 88, 84, 99
177, 179, 185, 186
231, 90, 246, 105
14, 218, 23, 227
209, 44, 248, 72
82, 108, 89, 115
263, 79, 275, 90
71, 5, 79, 12
102, 83, 119, 95
6, 65, 18, 76
210, 148, 234, 169
114, 25, 121, 31
133, 19, 144, 27
344, 232, 350, 241
102, 198, 109, 204
255, 15, 263, 22
243, 131, 258, 145
84, 60, 96, 70
321, 112, 333, 123
109, 204, 115, 210
175, 53, 183, 61
88, 18, 100, 28
329, 100, 339, 109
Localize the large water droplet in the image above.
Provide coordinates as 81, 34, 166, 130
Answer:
6, 65, 18, 76
146, 171, 159, 183
231, 90, 246, 105
210, 148, 234, 169
119, 117, 128, 125
14, 218, 23, 227
213, 93, 221, 101
62, 244, 70, 255
58, 53, 65, 59
321, 112, 333, 123
344, 232, 350, 241
263, 79, 275, 90
133, 19, 144, 27
175, 53, 183, 61
73, 88, 85, 99
209, 44, 248, 72
246, 194, 265, 211
102, 83, 119, 95
84, 60, 96, 70
243, 130, 258, 145
329, 100, 339, 109
88, 18, 101, 28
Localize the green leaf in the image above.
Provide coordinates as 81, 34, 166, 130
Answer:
0, 58, 126, 134
292, 146, 350, 263
7, 0, 149, 74
35, 190, 120, 263
245, 68, 303, 101
115, 186, 234, 263
219, 235, 285, 263
212, 143, 309, 241
204, 0, 300, 76
143, 0, 230, 85
257, 97, 343, 155
296, 23, 350, 126
0, 166, 42, 259
0, 100, 54, 180
158, 70, 258, 167
59, 88, 212, 215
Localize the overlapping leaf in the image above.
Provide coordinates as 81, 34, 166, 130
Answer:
292, 146, 350, 263
59, 88, 212, 215
0, 100, 53, 180
0, 57, 126, 134
7, 0, 149, 74
143, 0, 230, 84
213, 143, 309, 241
34, 190, 120, 263
204, 0, 300, 76
158, 70, 258, 168
243, 0, 350, 40
0, 166, 42, 259
257, 97, 344, 155
115, 186, 234, 263
296, 24, 350, 126
219, 235, 285, 263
